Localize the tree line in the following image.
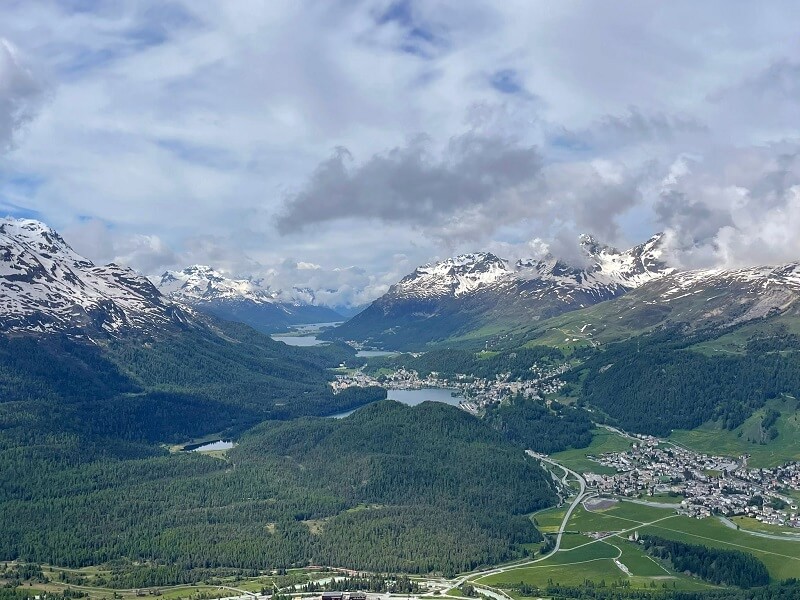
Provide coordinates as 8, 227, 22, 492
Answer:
639, 535, 770, 588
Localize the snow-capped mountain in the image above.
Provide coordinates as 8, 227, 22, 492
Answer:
389, 233, 671, 301
324, 234, 674, 349
156, 265, 280, 304
0, 218, 193, 336
563, 261, 800, 341
156, 265, 343, 333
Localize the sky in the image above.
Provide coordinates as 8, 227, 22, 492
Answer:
1, 1, 800, 306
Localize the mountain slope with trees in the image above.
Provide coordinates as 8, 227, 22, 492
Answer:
0, 401, 556, 577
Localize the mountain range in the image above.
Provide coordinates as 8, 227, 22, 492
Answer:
323, 233, 675, 349
155, 265, 343, 333
5, 218, 800, 355
0, 217, 371, 444
0, 218, 193, 337
323, 232, 800, 350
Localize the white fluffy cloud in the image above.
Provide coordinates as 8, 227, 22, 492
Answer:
2, 1, 800, 304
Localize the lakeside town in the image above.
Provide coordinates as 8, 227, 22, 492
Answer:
331, 359, 800, 532
330, 363, 570, 413
585, 437, 800, 528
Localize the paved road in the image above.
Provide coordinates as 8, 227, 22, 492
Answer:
443, 451, 589, 596
528, 451, 588, 553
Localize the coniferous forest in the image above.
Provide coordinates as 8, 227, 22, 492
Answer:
0, 384, 555, 578
639, 536, 770, 588
570, 330, 800, 436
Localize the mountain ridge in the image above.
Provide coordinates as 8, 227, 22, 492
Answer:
322, 232, 676, 349
0, 218, 194, 337
155, 264, 343, 333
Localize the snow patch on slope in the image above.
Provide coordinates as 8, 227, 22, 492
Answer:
0, 218, 191, 335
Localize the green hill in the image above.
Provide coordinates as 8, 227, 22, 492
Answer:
0, 400, 556, 576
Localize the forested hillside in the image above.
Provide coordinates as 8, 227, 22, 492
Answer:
484, 395, 594, 453
0, 401, 555, 577
0, 323, 374, 446
569, 329, 800, 436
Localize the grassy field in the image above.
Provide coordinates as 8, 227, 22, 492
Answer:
558, 532, 593, 549
633, 510, 800, 580
476, 537, 712, 591
648, 493, 684, 504
24, 566, 326, 600
566, 504, 647, 532
616, 543, 670, 577
480, 497, 800, 593
567, 499, 800, 581
730, 516, 800, 537
550, 429, 634, 475
531, 505, 568, 533
670, 397, 800, 468
580, 501, 800, 580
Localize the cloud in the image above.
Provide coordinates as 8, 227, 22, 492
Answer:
0, 38, 45, 151
708, 60, 800, 140
63, 218, 178, 273
278, 123, 647, 268
276, 130, 543, 236
654, 144, 800, 268
4, 1, 800, 306
550, 107, 706, 155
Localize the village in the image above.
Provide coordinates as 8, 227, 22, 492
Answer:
331, 361, 800, 531
330, 362, 569, 414
584, 437, 800, 528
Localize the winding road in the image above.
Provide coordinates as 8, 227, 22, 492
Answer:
526, 451, 588, 553
442, 450, 590, 599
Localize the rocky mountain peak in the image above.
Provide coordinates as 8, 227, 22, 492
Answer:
0, 218, 192, 336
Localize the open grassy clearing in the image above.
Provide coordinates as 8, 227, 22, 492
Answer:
615, 543, 670, 577
670, 396, 800, 468
480, 559, 628, 588
477, 537, 712, 591
546, 540, 620, 564
608, 502, 677, 522
648, 493, 684, 504
23, 566, 333, 600
20, 582, 234, 600
531, 505, 568, 533
550, 429, 633, 475
566, 505, 642, 532
557, 533, 592, 550
541, 499, 800, 581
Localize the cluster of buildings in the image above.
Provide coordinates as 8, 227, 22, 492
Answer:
320, 593, 367, 600
455, 363, 570, 412
330, 368, 451, 393
331, 362, 569, 415
585, 438, 800, 527
330, 371, 383, 392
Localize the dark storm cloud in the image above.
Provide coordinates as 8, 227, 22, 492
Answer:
276, 132, 542, 234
